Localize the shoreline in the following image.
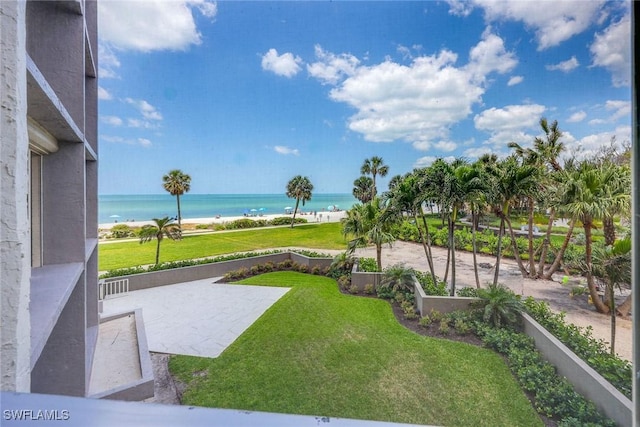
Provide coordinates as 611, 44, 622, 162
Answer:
99, 211, 347, 230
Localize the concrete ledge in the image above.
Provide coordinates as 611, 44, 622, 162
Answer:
89, 309, 154, 401
521, 313, 631, 427
414, 283, 480, 316
350, 264, 382, 290
102, 252, 333, 293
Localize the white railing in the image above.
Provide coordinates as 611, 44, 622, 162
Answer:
99, 278, 129, 300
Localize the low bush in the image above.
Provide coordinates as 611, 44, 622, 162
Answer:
418, 316, 432, 328
524, 298, 631, 399
357, 257, 379, 272
195, 224, 211, 230
348, 284, 359, 294
456, 287, 479, 297
269, 216, 307, 226
475, 324, 614, 426
363, 283, 375, 295
109, 224, 134, 238
415, 271, 447, 296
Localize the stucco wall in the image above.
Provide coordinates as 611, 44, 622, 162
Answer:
0, 0, 31, 392
103, 252, 333, 293
522, 313, 631, 427
414, 284, 480, 315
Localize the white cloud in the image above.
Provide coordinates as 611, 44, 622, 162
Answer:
261, 49, 303, 78
463, 146, 496, 160
274, 146, 300, 156
465, 29, 518, 79
307, 45, 360, 85
125, 98, 163, 121
127, 119, 158, 129
546, 56, 579, 73
605, 100, 631, 122
98, 86, 113, 100
98, 44, 121, 79
588, 118, 607, 125
474, 104, 546, 149
414, 155, 456, 168
590, 15, 631, 87
507, 75, 523, 86
138, 138, 153, 148
447, 0, 474, 17
311, 31, 517, 149
101, 116, 123, 126
567, 111, 586, 123
98, 0, 217, 52
474, 0, 604, 50
101, 135, 152, 148
568, 125, 631, 160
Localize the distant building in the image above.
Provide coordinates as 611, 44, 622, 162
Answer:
1, 0, 100, 396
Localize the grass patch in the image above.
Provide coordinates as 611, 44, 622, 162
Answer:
169, 272, 542, 426
99, 223, 345, 270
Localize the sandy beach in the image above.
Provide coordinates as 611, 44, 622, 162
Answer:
98, 210, 348, 230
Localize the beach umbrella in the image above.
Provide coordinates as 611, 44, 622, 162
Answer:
109, 214, 120, 218
259, 207, 266, 212
284, 206, 292, 210
327, 205, 334, 210
250, 209, 257, 212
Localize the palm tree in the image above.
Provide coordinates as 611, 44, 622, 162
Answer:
352, 175, 374, 203
564, 160, 622, 314
591, 237, 631, 355
385, 172, 437, 284
341, 197, 397, 271
286, 175, 314, 228
139, 217, 182, 265
361, 156, 389, 199
162, 169, 191, 229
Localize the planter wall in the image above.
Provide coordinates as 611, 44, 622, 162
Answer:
101, 252, 333, 293
522, 313, 631, 427
413, 282, 480, 315
350, 264, 382, 291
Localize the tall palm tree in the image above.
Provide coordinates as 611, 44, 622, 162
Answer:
352, 175, 374, 203
162, 169, 191, 229
591, 237, 631, 355
139, 217, 182, 265
286, 175, 314, 228
385, 172, 437, 284
341, 197, 398, 271
361, 156, 389, 199
564, 161, 621, 314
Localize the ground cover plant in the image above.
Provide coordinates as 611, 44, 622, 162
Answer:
169, 272, 542, 426
99, 222, 344, 271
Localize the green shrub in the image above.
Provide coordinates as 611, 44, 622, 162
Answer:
429, 309, 443, 323
337, 275, 350, 290
524, 298, 631, 398
475, 324, 614, 426
438, 319, 450, 335
110, 224, 134, 238
328, 252, 355, 279
380, 264, 416, 294
415, 271, 448, 296
363, 283, 375, 295
226, 218, 262, 229
195, 224, 210, 230
358, 257, 379, 272
269, 216, 307, 226
456, 287, 479, 297
348, 284, 359, 294
476, 283, 523, 328
453, 319, 471, 335
311, 265, 323, 275
419, 316, 432, 328
376, 285, 395, 300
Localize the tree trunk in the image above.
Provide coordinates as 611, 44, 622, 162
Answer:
584, 221, 609, 314
176, 194, 182, 229
449, 215, 456, 296
493, 218, 505, 286
443, 237, 451, 283
537, 208, 556, 277
527, 197, 536, 278
376, 243, 382, 272
617, 292, 632, 316
290, 198, 301, 228
416, 211, 437, 285
542, 218, 576, 280
608, 281, 616, 355
504, 216, 529, 277
155, 240, 161, 265
471, 208, 480, 288
603, 215, 616, 246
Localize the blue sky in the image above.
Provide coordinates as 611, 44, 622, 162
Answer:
97, 1, 631, 195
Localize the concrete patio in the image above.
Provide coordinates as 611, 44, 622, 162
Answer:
101, 278, 290, 358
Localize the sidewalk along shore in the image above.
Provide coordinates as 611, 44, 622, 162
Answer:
98, 211, 348, 230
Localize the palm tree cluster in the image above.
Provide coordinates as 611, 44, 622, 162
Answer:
342, 120, 631, 311
286, 175, 314, 228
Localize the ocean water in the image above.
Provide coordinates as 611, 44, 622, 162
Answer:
99, 193, 359, 224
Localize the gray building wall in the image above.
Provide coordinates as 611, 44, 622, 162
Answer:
0, 0, 99, 397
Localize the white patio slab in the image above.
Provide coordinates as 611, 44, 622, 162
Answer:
101, 278, 290, 358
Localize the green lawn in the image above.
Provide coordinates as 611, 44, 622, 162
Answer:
169, 272, 542, 426
99, 223, 345, 270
